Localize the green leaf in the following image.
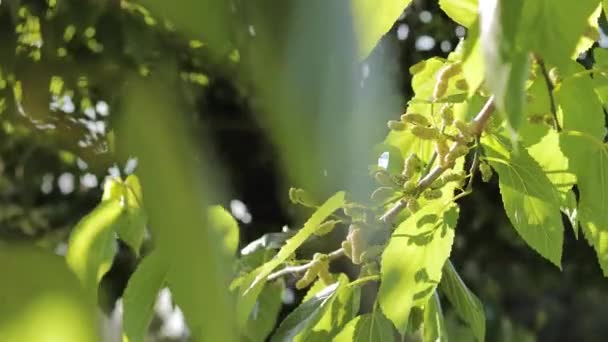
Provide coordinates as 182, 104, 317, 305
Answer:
440, 261, 485, 342
120, 75, 236, 341
482, 135, 564, 267
573, 5, 601, 58
351, 0, 413, 59
208, 205, 240, 256
119, 174, 147, 255
439, 0, 478, 28
296, 274, 360, 340
461, 22, 484, 96
526, 130, 576, 194
378, 201, 458, 334
479, 0, 529, 131
0, 245, 98, 342
244, 281, 284, 342
122, 251, 169, 342
66, 200, 122, 297
423, 292, 448, 342
237, 191, 345, 329
333, 311, 395, 342
270, 280, 342, 341
525, 1, 600, 68
557, 71, 608, 274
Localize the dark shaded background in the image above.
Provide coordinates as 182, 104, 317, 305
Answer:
1, 0, 608, 340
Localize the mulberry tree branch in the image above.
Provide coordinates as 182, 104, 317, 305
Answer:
379, 96, 495, 224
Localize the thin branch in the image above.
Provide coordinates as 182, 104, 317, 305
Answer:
380, 96, 495, 224
267, 248, 345, 281
535, 56, 561, 132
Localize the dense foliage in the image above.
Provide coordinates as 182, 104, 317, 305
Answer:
2, 0, 608, 341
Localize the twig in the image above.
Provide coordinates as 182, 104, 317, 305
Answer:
535, 56, 561, 132
267, 248, 345, 281
380, 96, 495, 224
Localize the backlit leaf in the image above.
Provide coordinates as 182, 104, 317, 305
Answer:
557, 70, 608, 275
237, 191, 345, 329
270, 280, 342, 341
479, 0, 529, 132
66, 200, 121, 297
351, 0, 413, 59
378, 201, 458, 334
482, 135, 564, 267
439, 0, 478, 28
333, 311, 395, 341
296, 274, 360, 340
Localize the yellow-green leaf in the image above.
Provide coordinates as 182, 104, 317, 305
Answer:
66, 200, 122, 297
0, 245, 98, 342
237, 191, 345, 329
557, 70, 608, 275
333, 311, 395, 341
351, 0, 413, 59
439, 0, 478, 28
483, 135, 564, 267
378, 201, 458, 334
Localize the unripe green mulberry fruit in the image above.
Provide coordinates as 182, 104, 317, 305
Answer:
348, 227, 366, 265
371, 187, 395, 202
433, 80, 448, 100
402, 180, 417, 194
423, 189, 442, 200
403, 154, 422, 178
374, 170, 395, 187
455, 78, 468, 91
412, 126, 439, 140
401, 113, 430, 126
388, 120, 406, 131
480, 162, 493, 182
406, 198, 420, 213
440, 105, 454, 126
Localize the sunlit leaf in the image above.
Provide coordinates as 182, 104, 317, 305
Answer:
440, 260, 485, 342
557, 70, 608, 275
0, 246, 98, 342
270, 280, 342, 341
351, 0, 413, 59
333, 311, 395, 341
118, 174, 147, 255
439, 0, 478, 28
122, 251, 169, 342
296, 274, 359, 340
461, 22, 484, 96
483, 134, 564, 267
237, 191, 345, 329
479, 0, 529, 132
208, 205, 240, 256
66, 200, 121, 297
378, 201, 458, 334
